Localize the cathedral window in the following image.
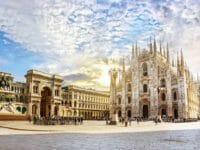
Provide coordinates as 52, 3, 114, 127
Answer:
143, 84, 148, 93
173, 92, 177, 101
161, 93, 166, 101
142, 63, 148, 76
161, 79, 166, 87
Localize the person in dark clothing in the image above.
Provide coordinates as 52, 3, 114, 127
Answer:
125, 117, 128, 127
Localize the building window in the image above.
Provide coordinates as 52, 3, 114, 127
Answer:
161, 93, 166, 101
74, 101, 77, 107
33, 86, 38, 94
128, 96, 131, 104
142, 63, 148, 76
161, 79, 166, 87
128, 84, 131, 92
143, 84, 148, 93
74, 93, 77, 99
20, 95, 23, 102
173, 92, 177, 101
55, 90, 59, 96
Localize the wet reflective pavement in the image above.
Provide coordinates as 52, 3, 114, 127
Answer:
0, 129, 199, 150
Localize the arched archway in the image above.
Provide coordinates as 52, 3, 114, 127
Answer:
161, 109, 167, 117
174, 109, 178, 119
127, 110, 131, 118
40, 87, 52, 117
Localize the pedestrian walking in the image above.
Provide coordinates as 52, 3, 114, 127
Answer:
137, 117, 139, 124
125, 117, 128, 127
154, 116, 158, 125
106, 117, 109, 125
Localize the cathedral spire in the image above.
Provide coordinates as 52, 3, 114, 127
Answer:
181, 49, 184, 69
153, 36, 157, 54
150, 37, 153, 53
159, 41, 162, 55
132, 43, 135, 58
163, 47, 166, 57
122, 57, 125, 72
177, 52, 180, 68
172, 57, 175, 67
135, 41, 138, 56
167, 43, 170, 62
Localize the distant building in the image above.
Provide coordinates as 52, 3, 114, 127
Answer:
110, 39, 200, 121
62, 85, 110, 120
0, 72, 27, 119
0, 70, 110, 120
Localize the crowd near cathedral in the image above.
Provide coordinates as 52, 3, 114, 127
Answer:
0, 38, 200, 121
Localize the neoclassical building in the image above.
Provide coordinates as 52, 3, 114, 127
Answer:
0, 69, 110, 120
0, 72, 27, 120
110, 39, 200, 120
25, 70, 63, 118
62, 85, 109, 120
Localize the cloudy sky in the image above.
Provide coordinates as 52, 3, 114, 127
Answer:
0, 0, 200, 90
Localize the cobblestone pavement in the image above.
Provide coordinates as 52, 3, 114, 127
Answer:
0, 121, 200, 134
0, 121, 200, 150
0, 129, 199, 150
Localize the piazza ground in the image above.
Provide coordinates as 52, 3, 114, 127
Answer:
0, 121, 200, 150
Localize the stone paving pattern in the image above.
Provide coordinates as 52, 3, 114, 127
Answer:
0, 121, 199, 150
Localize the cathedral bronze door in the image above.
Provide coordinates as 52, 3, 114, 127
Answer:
161, 109, 167, 117
40, 87, 52, 117
118, 110, 121, 118
143, 105, 148, 118
127, 110, 131, 118
174, 109, 178, 119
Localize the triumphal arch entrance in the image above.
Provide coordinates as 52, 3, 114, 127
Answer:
25, 70, 63, 117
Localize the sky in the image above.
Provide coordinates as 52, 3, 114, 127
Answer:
0, 0, 200, 90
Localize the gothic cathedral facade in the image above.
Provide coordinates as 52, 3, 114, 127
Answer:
110, 39, 200, 120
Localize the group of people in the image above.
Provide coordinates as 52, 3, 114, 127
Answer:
120, 117, 143, 127
29, 115, 84, 125
106, 116, 164, 127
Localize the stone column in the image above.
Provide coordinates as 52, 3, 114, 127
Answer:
37, 102, 40, 117
51, 104, 55, 116
109, 69, 118, 124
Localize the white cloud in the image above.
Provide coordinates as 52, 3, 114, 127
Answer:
0, 0, 200, 90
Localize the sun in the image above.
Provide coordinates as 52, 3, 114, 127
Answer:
97, 65, 111, 87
